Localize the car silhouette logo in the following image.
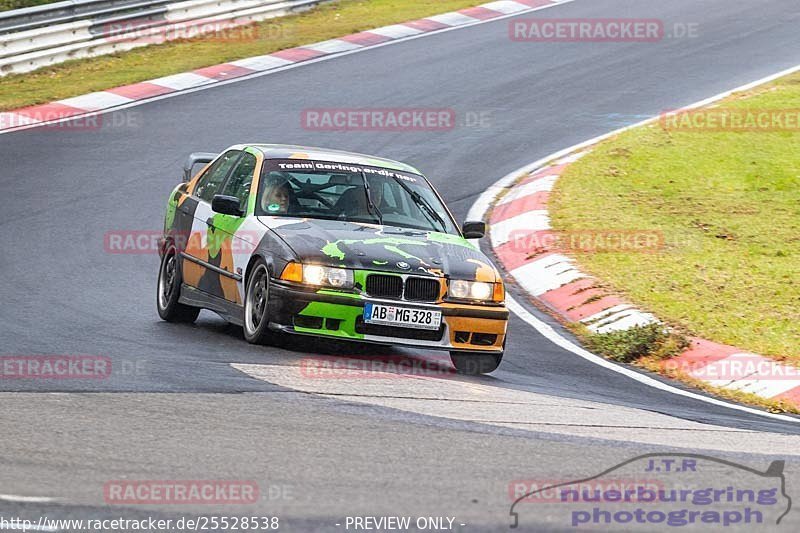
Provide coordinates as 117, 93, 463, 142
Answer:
396, 261, 411, 270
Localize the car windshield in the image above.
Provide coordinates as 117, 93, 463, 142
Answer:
256, 159, 459, 234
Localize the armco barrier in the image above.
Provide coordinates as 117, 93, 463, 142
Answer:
0, 1, 161, 33
0, 0, 323, 76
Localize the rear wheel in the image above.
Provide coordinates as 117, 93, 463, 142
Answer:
243, 259, 274, 345
157, 245, 200, 323
449, 351, 503, 375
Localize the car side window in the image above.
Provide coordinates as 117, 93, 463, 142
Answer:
194, 150, 240, 202
220, 152, 257, 210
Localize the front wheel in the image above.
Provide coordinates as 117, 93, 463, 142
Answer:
449, 351, 503, 375
243, 259, 274, 345
157, 246, 200, 323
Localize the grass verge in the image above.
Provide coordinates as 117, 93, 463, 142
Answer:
1, 0, 56, 11
551, 71, 800, 364
579, 323, 689, 364
564, 321, 797, 414
0, 0, 486, 110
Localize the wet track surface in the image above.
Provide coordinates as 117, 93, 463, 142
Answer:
2, 0, 800, 530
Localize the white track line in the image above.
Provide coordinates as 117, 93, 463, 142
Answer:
0, 0, 578, 135
0, 494, 55, 503
470, 64, 800, 424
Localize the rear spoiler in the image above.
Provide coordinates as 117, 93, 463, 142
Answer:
182, 152, 218, 182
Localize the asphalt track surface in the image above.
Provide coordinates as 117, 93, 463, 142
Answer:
2, 0, 800, 530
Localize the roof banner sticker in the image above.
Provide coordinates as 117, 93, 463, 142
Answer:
276, 161, 418, 182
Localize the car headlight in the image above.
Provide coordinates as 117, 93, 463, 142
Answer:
302, 264, 354, 289
448, 279, 503, 302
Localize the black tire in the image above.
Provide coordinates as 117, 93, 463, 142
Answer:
449, 351, 503, 375
243, 259, 274, 345
157, 245, 200, 323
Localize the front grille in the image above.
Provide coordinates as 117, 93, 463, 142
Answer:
365, 274, 439, 302
366, 274, 403, 299
404, 277, 439, 301
355, 317, 444, 341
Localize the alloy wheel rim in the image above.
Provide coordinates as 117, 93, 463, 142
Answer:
159, 252, 176, 309
245, 266, 268, 334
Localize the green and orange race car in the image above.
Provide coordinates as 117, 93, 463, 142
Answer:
157, 144, 508, 373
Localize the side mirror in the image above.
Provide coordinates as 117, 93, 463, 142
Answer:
462, 221, 486, 239
182, 152, 218, 182
212, 195, 244, 217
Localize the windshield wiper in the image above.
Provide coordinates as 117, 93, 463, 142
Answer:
388, 175, 446, 232
360, 172, 384, 224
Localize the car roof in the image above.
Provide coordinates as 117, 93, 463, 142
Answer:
238, 144, 423, 175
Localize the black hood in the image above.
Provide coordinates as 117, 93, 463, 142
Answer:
258, 218, 499, 281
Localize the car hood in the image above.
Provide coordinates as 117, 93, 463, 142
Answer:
257, 217, 499, 281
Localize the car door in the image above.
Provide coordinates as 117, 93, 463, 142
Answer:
182, 150, 241, 299
207, 150, 259, 304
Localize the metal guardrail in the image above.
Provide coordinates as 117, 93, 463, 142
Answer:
0, 0, 323, 76
0, 0, 152, 32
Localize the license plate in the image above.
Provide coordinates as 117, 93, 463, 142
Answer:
364, 303, 442, 330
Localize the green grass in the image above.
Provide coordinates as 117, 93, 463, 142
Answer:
0, 0, 57, 11
580, 323, 689, 364
552, 72, 800, 363
0, 0, 485, 110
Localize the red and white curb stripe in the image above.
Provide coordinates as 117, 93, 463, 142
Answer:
0, 0, 563, 132
487, 150, 800, 407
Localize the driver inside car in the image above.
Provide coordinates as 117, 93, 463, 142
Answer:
335, 175, 386, 219
261, 177, 294, 215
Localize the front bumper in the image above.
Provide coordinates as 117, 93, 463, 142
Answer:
268, 280, 507, 353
